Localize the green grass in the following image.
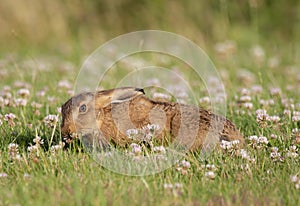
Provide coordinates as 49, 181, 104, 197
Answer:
0, 44, 300, 206
0, 2, 300, 204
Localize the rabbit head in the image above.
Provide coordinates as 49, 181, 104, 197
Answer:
61, 87, 145, 142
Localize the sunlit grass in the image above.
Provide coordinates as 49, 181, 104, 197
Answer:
1, 39, 300, 205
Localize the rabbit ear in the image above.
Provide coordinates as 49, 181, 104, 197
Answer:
95, 87, 145, 108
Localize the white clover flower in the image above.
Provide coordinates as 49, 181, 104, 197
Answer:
31, 102, 42, 109
258, 136, 268, 144
163, 183, 173, 190
56, 107, 62, 114
8, 143, 18, 151
43, 114, 58, 128
126, 129, 139, 139
199, 96, 211, 104
129, 143, 142, 156
58, 80, 72, 89
239, 95, 252, 102
269, 87, 281, 96
286, 145, 298, 158
270, 134, 278, 139
14, 98, 27, 107
0, 173, 8, 178
4, 113, 16, 121
283, 109, 291, 116
17, 88, 30, 97
33, 136, 44, 145
270, 147, 284, 162
23, 173, 31, 179
51, 142, 65, 153
27, 145, 39, 153
36, 90, 46, 97
181, 160, 191, 170
292, 116, 300, 122
267, 116, 280, 123
238, 149, 249, 159
248, 135, 258, 142
251, 85, 263, 94
291, 175, 298, 183
243, 102, 253, 110
220, 140, 232, 150
0, 119, 2, 126
205, 171, 216, 179
153, 146, 166, 154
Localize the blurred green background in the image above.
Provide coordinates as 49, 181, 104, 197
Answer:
1, 0, 300, 61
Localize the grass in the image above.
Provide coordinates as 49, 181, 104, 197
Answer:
0, 43, 300, 206
0, 2, 300, 205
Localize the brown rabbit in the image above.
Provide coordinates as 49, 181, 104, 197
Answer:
61, 87, 244, 151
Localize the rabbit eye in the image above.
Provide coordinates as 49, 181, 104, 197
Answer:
79, 104, 87, 113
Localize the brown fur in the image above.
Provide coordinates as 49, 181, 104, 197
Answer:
61, 87, 244, 151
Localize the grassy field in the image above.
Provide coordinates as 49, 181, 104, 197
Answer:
1, 1, 300, 206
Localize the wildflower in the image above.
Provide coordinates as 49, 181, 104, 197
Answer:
269, 87, 281, 96
290, 175, 300, 189
199, 96, 210, 104
267, 116, 280, 124
163, 183, 173, 190
51, 142, 65, 153
8, 143, 21, 161
176, 160, 191, 175
205, 171, 216, 179
56, 107, 62, 114
283, 109, 291, 116
239, 95, 251, 103
23, 173, 31, 180
181, 160, 191, 170
270, 147, 284, 162
243, 102, 253, 110
0, 173, 8, 178
17, 88, 30, 97
27, 145, 39, 153
153, 146, 166, 154
33, 136, 44, 145
270, 134, 278, 139
258, 136, 268, 144
43, 114, 58, 128
4, 113, 16, 126
31, 102, 42, 109
292, 115, 300, 122
286, 145, 298, 158
14, 98, 27, 107
126, 128, 139, 139
58, 80, 72, 89
47, 96, 56, 103
248, 135, 268, 149
36, 90, 46, 97
238, 149, 255, 162
4, 113, 16, 121
256, 109, 269, 127
220, 140, 240, 154
129, 143, 142, 156
251, 85, 263, 94
0, 119, 2, 126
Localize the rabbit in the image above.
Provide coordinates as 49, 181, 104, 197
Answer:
61, 87, 244, 151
